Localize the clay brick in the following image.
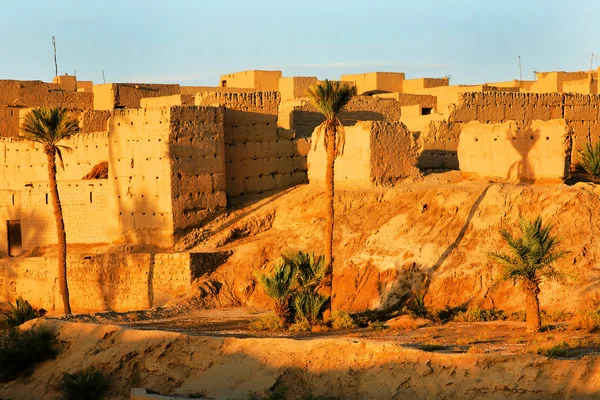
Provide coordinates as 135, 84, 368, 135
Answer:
293, 156, 307, 171
260, 175, 276, 192
564, 94, 590, 106
565, 106, 598, 121
504, 105, 526, 120
240, 159, 263, 177
244, 176, 261, 193
549, 106, 563, 120
274, 173, 284, 188
212, 172, 226, 192
226, 177, 245, 197
277, 128, 296, 140
477, 105, 505, 122
538, 93, 564, 106
525, 106, 551, 121
293, 137, 311, 156
278, 157, 294, 174
263, 158, 278, 175
291, 171, 308, 185
277, 140, 294, 157
450, 105, 477, 122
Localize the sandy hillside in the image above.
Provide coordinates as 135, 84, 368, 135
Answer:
174, 172, 600, 314
2, 319, 600, 400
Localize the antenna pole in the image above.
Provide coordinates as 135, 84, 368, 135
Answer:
518, 55, 522, 81
102, 70, 106, 84
52, 36, 58, 77
591, 52, 595, 71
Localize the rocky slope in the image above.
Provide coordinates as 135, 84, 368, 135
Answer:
178, 172, 600, 314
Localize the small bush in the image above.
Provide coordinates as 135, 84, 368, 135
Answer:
294, 293, 329, 325
368, 321, 388, 331
579, 142, 600, 182
56, 367, 110, 400
537, 341, 570, 358
453, 306, 506, 323
409, 279, 430, 318
351, 307, 403, 328
4, 297, 46, 328
419, 343, 445, 352
249, 314, 283, 331
288, 318, 312, 333
0, 327, 57, 382
329, 310, 356, 330
570, 310, 600, 333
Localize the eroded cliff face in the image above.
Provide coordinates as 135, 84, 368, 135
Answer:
180, 172, 600, 314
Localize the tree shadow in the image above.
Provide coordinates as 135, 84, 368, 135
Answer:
505, 126, 540, 184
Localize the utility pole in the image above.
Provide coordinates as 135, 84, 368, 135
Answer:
52, 36, 58, 77
518, 55, 522, 81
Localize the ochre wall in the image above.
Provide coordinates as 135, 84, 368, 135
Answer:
0, 181, 110, 254
168, 106, 226, 232
108, 108, 175, 247
219, 70, 282, 91
93, 83, 181, 110
196, 91, 307, 197
0, 252, 219, 312
0, 132, 109, 190
289, 96, 404, 137
341, 72, 405, 95
457, 119, 571, 181
308, 121, 419, 187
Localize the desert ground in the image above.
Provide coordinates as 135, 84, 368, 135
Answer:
4, 173, 600, 399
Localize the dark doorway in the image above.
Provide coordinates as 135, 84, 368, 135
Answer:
7, 220, 22, 257
422, 107, 433, 115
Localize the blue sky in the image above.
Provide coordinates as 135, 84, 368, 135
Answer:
1, 0, 599, 86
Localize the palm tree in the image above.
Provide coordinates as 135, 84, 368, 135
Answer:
307, 80, 355, 311
258, 251, 329, 325
258, 263, 297, 325
21, 107, 79, 315
489, 217, 566, 332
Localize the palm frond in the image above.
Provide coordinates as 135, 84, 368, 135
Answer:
489, 216, 566, 286
21, 107, 80, 157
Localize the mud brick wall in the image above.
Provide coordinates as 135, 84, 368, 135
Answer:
109, 106, 225, 247
0, 105, 20, 137
196, 91, 308, 197
80, 110, 110, 133
0, 252, 219, 313
418, 120, 462, 171
290, 96, 403, 137
169, 106, 226, 232
0, 80, 93, 109
0, 132, 109, 190
449, 92, 600, 165
0, 181, 110, 254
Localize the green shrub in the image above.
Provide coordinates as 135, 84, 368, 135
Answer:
351, 307, 403, 328
537, 341, 570, 358
4, 297, 45, 328
329, 310, 356, 330
56, 367, 110, 400
453, 306, 507, 322
288, 318, 312, 333
0, 327, 57, 382
294, 293, 329, 325
409, 280, 430, 318
579, 141, 600, 182
249, 314, 284, 331
419, 343, 445, 352
258, 251, 329, 328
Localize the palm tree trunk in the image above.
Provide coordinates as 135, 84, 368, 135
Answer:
523, 280, 541, 333
46, 149, 72, 315
324, 126, 336, 312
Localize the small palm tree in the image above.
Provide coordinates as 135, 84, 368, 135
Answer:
489, 217, 566, 332
307, 80, 355, 312
21, 107, 79, 315
259, 251, 329, 325
579, 141, 600, 182
258, 263, 297, 325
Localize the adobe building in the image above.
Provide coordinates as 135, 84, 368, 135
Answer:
0, 67, 598, 312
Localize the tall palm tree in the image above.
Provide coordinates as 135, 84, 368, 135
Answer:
307, 80, 355, 312
21, 107, 79, 315
489, 217, 566, 333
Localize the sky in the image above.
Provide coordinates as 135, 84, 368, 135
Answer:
1, 0, 599, 86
